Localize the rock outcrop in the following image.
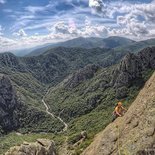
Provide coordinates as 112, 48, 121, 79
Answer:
64, 64, 99, 89
112, 47, 155, 88
5, 139, 56, 155
82, 71, 155, 155
0, 53, 23, 71
0, 75, 20, 132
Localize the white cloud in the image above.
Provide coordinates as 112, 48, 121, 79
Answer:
80, 17, 108, 37
0, 0, 6, 4
13, 29, 27, 37
89, 0, 103, 13
88, 0, 155, 38
47, 21, 78, 36
25, 6, 46, 14
54, 21, 71, 34
0, 36, 17, 52
47, 18, 108, 38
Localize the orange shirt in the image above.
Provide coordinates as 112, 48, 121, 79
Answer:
115, 106, 123, 114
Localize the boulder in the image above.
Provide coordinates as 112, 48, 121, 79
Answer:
5, 139, 56, 155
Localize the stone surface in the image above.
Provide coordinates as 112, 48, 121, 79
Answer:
111, 47, 155, 89
5, 139, 56, 155
64, 64, 99, 89
82, 71, 155, 155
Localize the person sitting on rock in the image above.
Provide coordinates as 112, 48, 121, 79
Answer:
112, 102, 127, 122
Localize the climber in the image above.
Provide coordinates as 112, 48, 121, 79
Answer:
112, 102, 127, 122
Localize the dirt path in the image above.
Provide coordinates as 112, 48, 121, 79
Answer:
42, 88, 68, 132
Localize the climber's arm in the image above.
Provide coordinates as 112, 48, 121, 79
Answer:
122, 106, 127, 111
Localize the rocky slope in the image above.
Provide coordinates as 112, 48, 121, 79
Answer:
0, 75, 20, 132
43, 47, 155, 154
0, 47, 126, 85
45, 46, 155, 122
21, 46, 127, 84
0, 75, 64, 134
112, 47, 155, 88
5, 139, 56, 155
82, 71, 155, 155
64, 64, 100, 89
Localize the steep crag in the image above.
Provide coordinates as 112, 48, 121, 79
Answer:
82, 72, 155, 155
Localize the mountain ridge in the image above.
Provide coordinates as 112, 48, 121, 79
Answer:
0, 47, 127, 85
27, 36, 135, 57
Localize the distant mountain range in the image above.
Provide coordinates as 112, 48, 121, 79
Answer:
27, 36, 135, 56
9, 36, 155, 58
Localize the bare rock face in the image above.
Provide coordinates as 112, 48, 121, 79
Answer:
111, 47, 155, 89
0, 75, 20, 132
5, 139, 57, 155
0, 53, 23, 71
64, 64, 99, 89
82, 72, 155, 155
138, 47, 155, 69
112, 53, 141, 88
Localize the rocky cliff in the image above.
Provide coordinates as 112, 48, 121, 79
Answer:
112, 47, 155, 88
0, 75, 20, 132
82, 71, 155, 155
64, 64, 99, 89
5, 139, 56, 155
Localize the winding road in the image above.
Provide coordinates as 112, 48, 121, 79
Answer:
42, 88, 68, 132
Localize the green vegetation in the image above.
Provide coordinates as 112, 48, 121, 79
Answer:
17, 104, 64, 134
115, 38, 155, 54
10, 72, 46, 110
45, 65, 154, 154
0, 68, 64, 136
0, 132, 65, 154
0, 42, 155, 154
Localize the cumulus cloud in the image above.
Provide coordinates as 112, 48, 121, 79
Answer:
47, 18, 108, 38
135, 4, 155, 23
0, 36, 17, 52
89, 0, 103, 13
47, 21, 78, 36
81, 17, 108, 37
89, 0, 115, 17
53, 22, 71, 34
13, 29, 27, 37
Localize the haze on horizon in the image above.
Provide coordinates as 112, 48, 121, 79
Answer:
0, 0, 155, 52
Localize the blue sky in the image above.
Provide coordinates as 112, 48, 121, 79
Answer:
0, 0, 155, 52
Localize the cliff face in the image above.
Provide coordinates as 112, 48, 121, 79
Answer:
112, 47, 155, 88
82, 72, 155, 155
64, 64, 99, 89
0, 75, 20, 132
